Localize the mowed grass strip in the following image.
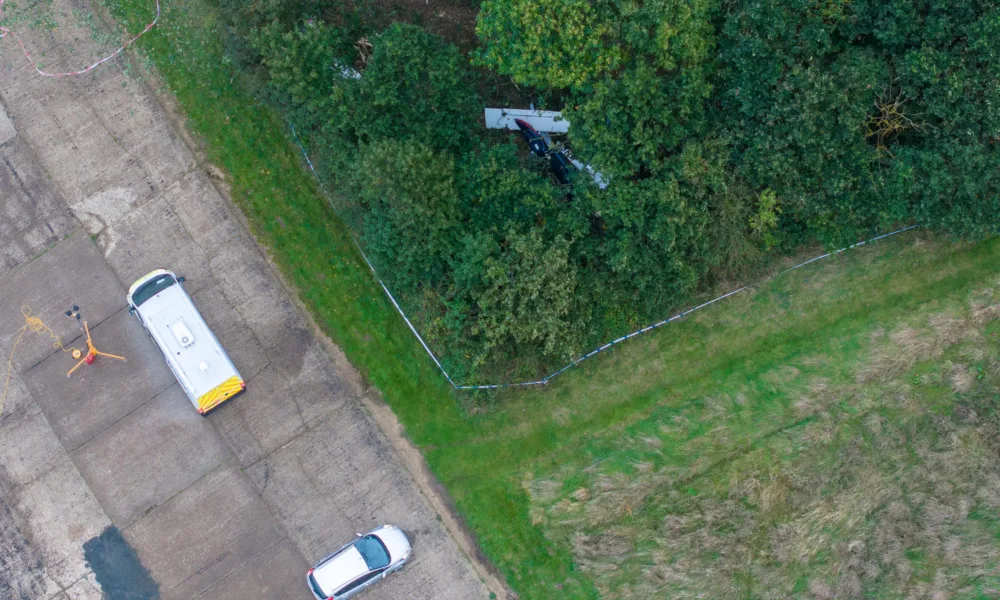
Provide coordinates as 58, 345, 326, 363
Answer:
90, 0, 1000, 597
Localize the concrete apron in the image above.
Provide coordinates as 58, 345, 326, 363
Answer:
0, 2, 497, 596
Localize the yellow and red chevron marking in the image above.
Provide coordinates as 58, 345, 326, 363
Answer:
197, 376, 245, 414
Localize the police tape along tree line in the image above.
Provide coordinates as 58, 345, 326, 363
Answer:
220, 0, 1000, 384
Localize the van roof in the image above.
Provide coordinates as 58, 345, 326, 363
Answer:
135, 283, 238, 397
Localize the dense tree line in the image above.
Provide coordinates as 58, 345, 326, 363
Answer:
219, 0, 1000, 379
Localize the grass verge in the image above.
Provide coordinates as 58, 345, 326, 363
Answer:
92, 0, 1000, 598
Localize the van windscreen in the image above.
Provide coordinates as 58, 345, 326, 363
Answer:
131, 274, 176, 307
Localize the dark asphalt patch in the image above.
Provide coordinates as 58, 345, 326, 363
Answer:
0, 490, 47, 600
83, 526, 159, 600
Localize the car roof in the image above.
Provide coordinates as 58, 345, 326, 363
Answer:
313, 546, 369, 597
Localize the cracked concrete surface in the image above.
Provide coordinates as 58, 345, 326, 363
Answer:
0, 138, 76, 277
0, 0, 497, 598
0, 103, 15, 146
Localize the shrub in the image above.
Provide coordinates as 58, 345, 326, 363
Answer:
251, 20, 357, 130
343, 23, 482, 153
717, 0, 1000, 243
347, 139, 462, 290
474, 0, 622, 90
462, 228, 582, 364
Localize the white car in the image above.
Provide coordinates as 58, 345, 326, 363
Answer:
307, 525, 412, 599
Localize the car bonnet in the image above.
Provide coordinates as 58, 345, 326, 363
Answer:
375, 527, 411, 562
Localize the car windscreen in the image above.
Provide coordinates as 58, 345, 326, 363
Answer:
131, 274, 176, 307
355, 536, 390, 570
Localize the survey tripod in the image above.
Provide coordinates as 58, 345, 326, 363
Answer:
65, 306, 126, 377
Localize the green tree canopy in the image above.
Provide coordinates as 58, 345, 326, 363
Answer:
256, 22, 482, 165
477, 0, 715, 179
345, 23, 482, 153
464, 228, 581, 364
718, 0, 1000, 242
347, 139, 462, 289
226, 0, 1000, 378
475, 0, 622, 90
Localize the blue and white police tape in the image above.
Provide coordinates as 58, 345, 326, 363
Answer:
290, 124, 919, 392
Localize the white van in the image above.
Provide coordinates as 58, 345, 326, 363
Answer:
127, 269, 245, 415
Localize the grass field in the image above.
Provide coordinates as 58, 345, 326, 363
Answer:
526, 236, 1000, 599
78, 0, 1000, 598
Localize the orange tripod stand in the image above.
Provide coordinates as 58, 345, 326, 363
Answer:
65, 306, 126, 378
